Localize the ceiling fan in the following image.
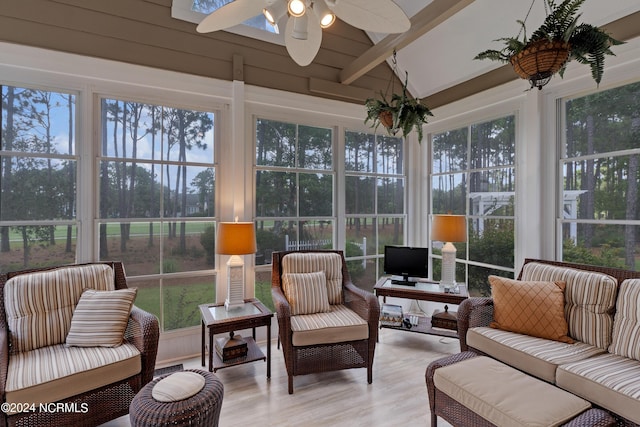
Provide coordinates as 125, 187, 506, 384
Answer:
196, 0, 411, 66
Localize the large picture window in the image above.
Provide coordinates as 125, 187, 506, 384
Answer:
560, 81, 640, 270
1, 85, 77, 273
344, 130, 405, 292
98, 97, 217, 331
431, 115, 516, 296
253, 118, 334, 307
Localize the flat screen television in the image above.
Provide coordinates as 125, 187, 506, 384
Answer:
383, 245, 429, 286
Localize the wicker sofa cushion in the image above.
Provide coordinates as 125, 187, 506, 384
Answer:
433, 356, 591, 427
282, 252, 343, 304
282, 271, 331, 315
290, 304, 368, 346
520, 262, 618, 349
66, 288, 137, 347
467, 326, 605, 383
4, 264, 115, 353
4, 343, 140, 410
608, 279, 640, 360
489, 276, 573, 343
557, 352, 640, 424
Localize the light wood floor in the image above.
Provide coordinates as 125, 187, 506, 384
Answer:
102, 329, 457, 427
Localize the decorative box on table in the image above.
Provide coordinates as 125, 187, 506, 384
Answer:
380, 303, 403, 327
215, 332, 248, 361
431, 305, 457, 330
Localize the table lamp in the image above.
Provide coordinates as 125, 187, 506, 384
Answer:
216, 220, 257, 310
431, 214, 467, 288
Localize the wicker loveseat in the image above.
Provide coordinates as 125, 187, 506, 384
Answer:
458, 258, 640, 426
0, 261, 159, 427
271, 250, 379, 394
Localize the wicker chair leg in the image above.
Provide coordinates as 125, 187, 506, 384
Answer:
367, 365, 372, 384
431, 412, 437, 427
288, 375, 294, 394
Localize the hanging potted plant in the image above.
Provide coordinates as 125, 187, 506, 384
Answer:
474, 0, 624, 89
365, 71, 433, 143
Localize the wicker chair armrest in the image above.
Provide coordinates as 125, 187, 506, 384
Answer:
457, 297, 494, 352
425, 351, 479, 411
125, 306, 159, 386
271, 287, 292, 347
343, 282, 380, 324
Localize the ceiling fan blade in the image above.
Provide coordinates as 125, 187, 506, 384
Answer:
196, 0, 265, 33
329, 0, 410, 33
285, 13, 323, 67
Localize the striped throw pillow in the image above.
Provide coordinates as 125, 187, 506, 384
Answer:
282, 271, 331, 315
608, 279, 640, 360
65, 288, 137, 347
282, 253, 343, 304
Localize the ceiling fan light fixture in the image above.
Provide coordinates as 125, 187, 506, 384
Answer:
263, 1, 288, 27
313, 0, 336, 28
288, 0, 306, 18
291, 14, 309, 40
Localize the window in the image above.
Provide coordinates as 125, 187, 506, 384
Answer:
1, 85, 77, 273
344, 130, 405, 292
560, 81, 640, 270
98, 97, 217, 330
253, 118, 334, 307
430, 115, 516, 296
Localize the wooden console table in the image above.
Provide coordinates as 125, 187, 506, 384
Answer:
373, 276, 468, 338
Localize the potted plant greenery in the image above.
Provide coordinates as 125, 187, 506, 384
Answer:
365, 71, 433, 144
474, 0, 624, 89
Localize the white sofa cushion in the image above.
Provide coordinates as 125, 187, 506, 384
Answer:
467, 327, 605, 383
290, 304, 368, 346
434, 356, 591, 427
282, 252, 343, 304
520, 262, 618, 349
4, 264, 115, 353
609, 278, 640, 360
5, 343, 140, 410
557, 352, 640, 424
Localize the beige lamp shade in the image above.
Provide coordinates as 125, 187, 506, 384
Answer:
431, 215, 467, 243
216, 222, 257, 255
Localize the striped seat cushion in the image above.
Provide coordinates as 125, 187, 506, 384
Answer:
282, 271, 331, 315
467, 326, 605, 383
5, 343, 140, 410
609, 279, 640, 360
557, 353, 640, 424
290, 304, 368, 346
520, 262, 618, 349
282, 252, 343, 304
4, 264, 115, 353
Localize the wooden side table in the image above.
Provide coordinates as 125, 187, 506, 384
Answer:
199, 298, 273, 377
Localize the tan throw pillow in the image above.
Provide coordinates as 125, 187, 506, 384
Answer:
282, 271, 331, 316
489, 276, 574, 343
65, 288, 137, 347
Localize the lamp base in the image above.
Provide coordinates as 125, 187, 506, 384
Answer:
225, 255, 245, 311
440, 241, 457, 287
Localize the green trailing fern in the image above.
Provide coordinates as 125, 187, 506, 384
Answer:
474, 0, 623, 86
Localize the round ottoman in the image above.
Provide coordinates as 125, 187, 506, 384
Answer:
129, 369, 224, 427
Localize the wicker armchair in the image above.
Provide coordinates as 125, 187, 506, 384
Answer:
271, 250, 379, 394
0, 261, 159, 427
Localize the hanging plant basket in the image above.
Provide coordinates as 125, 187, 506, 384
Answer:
510, 39, 570, 86
378, 111, 394, 130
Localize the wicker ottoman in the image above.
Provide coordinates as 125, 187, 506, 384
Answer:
129, 369, 224, 427
426, 352, 616, 427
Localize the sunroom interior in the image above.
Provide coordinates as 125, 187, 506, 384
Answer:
1, 0, 640, 363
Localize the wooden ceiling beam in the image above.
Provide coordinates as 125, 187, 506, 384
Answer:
339, 0, 475, 85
